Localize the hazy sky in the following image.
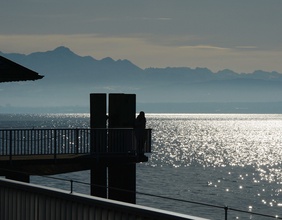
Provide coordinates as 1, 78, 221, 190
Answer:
1, 0, 282, 73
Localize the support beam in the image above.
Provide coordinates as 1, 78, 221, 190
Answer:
90, 163, 107, 198
108, 163, 136, 203
108, 94, 136, 128
89, 93, 138, 203
108, 93, 136, 203
90, 93, 107, 198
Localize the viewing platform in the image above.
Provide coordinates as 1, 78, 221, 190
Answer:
0, 127, 151, 173
0, 128, 151, 158
0, 93, 152, 204
0, 127, 152, 204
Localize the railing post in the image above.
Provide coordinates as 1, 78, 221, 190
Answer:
224, 206, 228, 220
54, 129, 57, 160
75, 129, 79, 154
9, 130, 12, 162
1, 130, 3, 155
70, 179, 73, 193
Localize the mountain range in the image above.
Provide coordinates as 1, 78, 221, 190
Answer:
1, 46, 282, 113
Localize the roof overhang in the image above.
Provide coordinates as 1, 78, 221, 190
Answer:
0, 55, 44, 83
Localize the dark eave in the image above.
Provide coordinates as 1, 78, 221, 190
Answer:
0, 55, 44, 83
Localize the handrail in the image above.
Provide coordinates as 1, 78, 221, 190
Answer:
0, 167, 280, 220
0, 177, 208, 220
0, 128, 152, 158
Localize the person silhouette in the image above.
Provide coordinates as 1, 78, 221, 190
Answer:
134, 111, 146, 154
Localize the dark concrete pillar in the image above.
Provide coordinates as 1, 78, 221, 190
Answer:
90, 94, 107, 129
108, 163, 136, 203
90, 162, 107, 198
108, 93, 136, 128
108, 93, 136, 203
90, 93, 107, 198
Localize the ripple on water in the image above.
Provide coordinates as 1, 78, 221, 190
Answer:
143, 114, 282, 218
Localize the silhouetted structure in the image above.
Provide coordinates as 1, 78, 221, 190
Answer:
0, 93, 151, 204
90, 93, 147, 203
0, 55, 43, 82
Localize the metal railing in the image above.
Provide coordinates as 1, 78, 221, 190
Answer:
0, 177, 207, 220
0, 128, 151, 157
1, 170, 280, 220
28, 174, 282, 219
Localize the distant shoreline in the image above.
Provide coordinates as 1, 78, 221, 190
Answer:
1, 102, 282, 114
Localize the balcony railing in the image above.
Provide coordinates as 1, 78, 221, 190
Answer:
0, 128, 151, 157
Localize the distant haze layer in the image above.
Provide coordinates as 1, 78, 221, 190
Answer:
1, 47, 282, 113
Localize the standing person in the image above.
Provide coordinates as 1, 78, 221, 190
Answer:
134, 111, 146, 154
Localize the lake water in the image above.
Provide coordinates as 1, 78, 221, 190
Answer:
1, 113, 282, 219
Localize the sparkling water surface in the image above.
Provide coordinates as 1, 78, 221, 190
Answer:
1, 113, 282, 219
